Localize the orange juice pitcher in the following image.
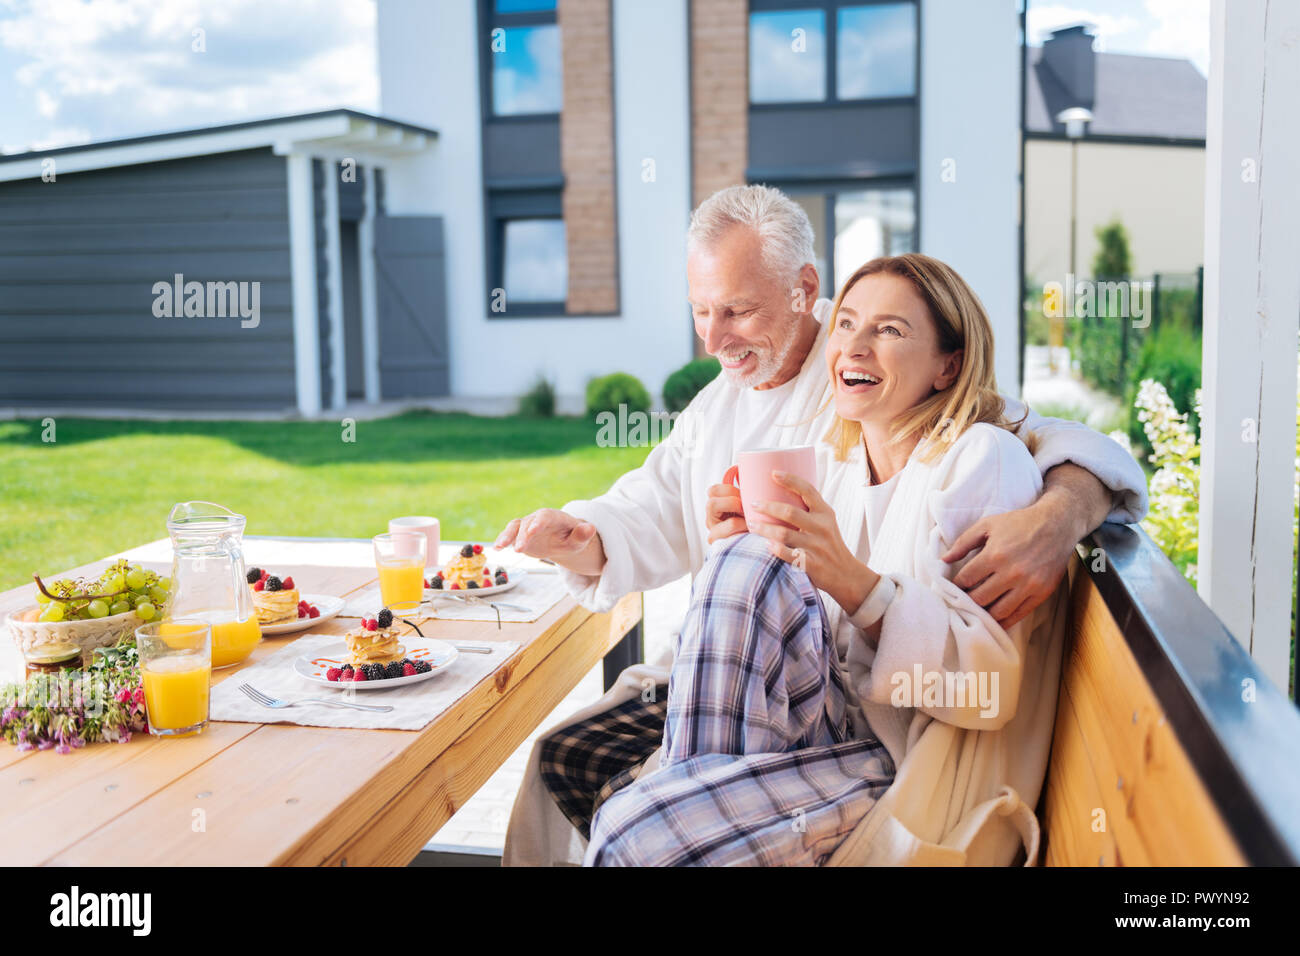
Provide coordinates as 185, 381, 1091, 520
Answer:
165, 501, 261, 669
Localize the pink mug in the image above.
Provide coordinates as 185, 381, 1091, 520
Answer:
722, 445, 817, 530
389, 516, 440, 563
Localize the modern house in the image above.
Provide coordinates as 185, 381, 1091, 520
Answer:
0, 0, 1023, 415
376, 0, 1023, 406
1023, 24, 1208, 283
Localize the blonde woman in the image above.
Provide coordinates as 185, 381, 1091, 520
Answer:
586, 253, 1068, 867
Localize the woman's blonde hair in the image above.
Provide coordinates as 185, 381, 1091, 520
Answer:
824, 253, 1026, 463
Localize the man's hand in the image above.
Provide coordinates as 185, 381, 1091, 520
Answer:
942, 463, 1114, 628
705, 483, 748, 543
495, 508, 607, 576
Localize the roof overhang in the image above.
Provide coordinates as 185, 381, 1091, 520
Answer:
0, 109, 437, 183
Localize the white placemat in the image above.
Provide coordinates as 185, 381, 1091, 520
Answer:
210, 632, 520, 731
341, 552, 568, 624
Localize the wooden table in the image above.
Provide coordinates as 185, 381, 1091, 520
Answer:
0, 536, 643, 866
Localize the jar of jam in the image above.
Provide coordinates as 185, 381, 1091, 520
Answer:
23, 642, 83, 679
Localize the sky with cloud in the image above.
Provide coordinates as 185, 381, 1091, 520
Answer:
0, 0, 378, 153
0, 0, 1208, 155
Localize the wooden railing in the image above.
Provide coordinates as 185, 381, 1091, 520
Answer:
1041, 523, 1300, 866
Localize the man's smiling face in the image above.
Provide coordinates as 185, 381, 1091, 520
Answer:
687, 225, 808, 389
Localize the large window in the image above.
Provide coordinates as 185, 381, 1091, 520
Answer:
502, 218, 567, 305
488, 0, 562, 116
788, 186, 916, 296
489, 190, 567, 313
748, 1, 917, 105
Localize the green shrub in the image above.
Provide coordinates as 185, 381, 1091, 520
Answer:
516, 376, 556, 418
585, 372, 650, 419
662, 357, 721, 413
1126, 322, 1201, 448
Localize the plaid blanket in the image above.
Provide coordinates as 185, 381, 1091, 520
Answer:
583, 533, 895, 866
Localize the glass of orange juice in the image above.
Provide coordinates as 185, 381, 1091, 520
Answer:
373, 531, 427, 615
137, 619, 212, 737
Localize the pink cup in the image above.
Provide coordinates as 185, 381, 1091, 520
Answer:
722, 445, 817, 530
389, 516, 440, 563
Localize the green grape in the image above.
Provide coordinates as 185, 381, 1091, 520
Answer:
157, 577, 172, 591
109, 600, 131, 617
35, 589, 51, 605
148, 585, 168, 605
125, 568, 146, 591
87, 599, 109, 619
40, 602, 65, 622
104, 572, 126, 592
135, 602, 156, 621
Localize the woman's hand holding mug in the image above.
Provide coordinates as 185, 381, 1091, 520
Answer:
750, 471, 879, 616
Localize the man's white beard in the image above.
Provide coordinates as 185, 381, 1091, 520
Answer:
717, 315, 803, 389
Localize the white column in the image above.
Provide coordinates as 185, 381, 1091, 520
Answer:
322, 161, 346, 411
285, 152, 322, 416
359, 165, 382, 403
919, 0, 1022, 395
1199, 0, 1300, 690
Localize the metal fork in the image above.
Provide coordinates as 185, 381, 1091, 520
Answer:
238, 682, 394, 713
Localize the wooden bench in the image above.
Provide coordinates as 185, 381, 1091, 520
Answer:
1040, 523, 1300, 866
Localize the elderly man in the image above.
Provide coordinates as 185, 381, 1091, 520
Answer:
498, 184, 1146, 866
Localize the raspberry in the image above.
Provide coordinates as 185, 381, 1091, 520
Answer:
260, 569, 269, 580
308, 606, 320, 618
352, 668, 367, 681
253, 579, 265, 591
363, 618, 378, 632
282, 576, 295, 591
450, 583, 460, 590
403, 662, 417, 676
325, 667, 341, 681
298, 606, 307, 618
472, 544, 483, 554
423, 578, 431, 588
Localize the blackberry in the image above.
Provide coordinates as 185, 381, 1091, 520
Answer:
430, 577, 443, 590
467, 580, 479, 589
495, 575, 507, 585
460, 544, 474, 558
385, 661, 405, 680
265, 575, 283, 592
246, 568, 262, 584
414, 659, 432, 674
364, 663, 384, 681
377, 608, 394, 629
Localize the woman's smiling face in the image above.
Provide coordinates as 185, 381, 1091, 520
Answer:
826, 273, 960, 428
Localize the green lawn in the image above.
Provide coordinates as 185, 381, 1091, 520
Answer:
0, 412, 653, 592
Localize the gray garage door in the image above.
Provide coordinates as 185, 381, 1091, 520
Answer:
375, 215, 449, 398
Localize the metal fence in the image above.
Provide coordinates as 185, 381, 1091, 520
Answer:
1040, 268, 1204, 399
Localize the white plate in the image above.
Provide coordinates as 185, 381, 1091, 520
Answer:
293, 636, 459, 690
259, 594, 345, 635
424, 570, 521, 600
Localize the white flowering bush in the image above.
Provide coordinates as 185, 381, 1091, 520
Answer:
1113, 355, 1300, 590
1109, 379, 1201, 581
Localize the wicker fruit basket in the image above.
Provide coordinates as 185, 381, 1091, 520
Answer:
6, 606, 141, 666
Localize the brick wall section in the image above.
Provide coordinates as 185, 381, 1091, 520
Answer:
691, 0, 748, 208
558, 0, 619, 314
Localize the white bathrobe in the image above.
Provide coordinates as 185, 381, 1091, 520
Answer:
502, 299, 1147, 866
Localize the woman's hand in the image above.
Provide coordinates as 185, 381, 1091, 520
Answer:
705, 483, 748, 543
749, 471, 879, 614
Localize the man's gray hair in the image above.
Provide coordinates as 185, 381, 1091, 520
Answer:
687, 184, 816, 284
